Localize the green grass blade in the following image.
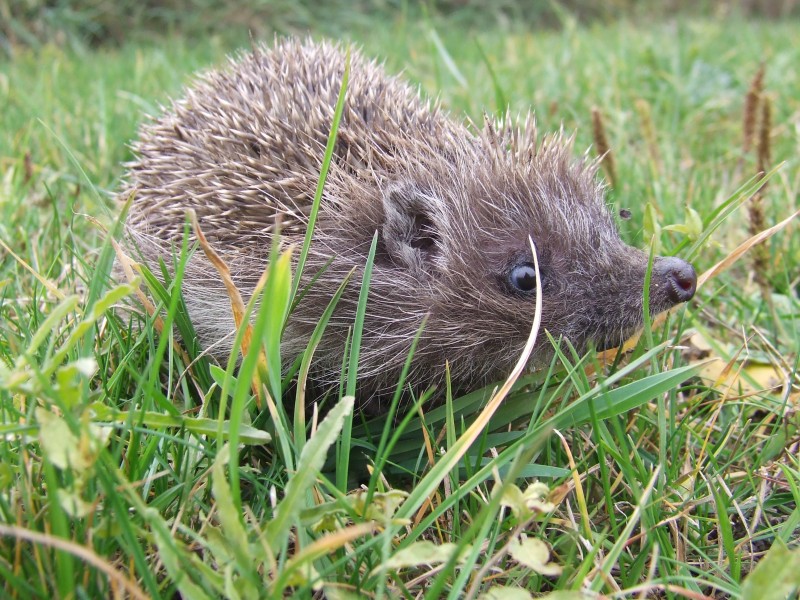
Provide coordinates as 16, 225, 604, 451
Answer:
337, 231, 378, 491
555, 361, 706, 427
293, 268, 355, 452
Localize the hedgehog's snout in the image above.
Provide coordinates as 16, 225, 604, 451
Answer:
652, 256, 697, 306
585, 254, 697, 353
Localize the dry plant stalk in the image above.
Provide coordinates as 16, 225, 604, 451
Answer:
748, 95, 773, 301
635, 98, 661, 172
757, 95, 772, 176
742, 63, 765, 155
591, 106, 617, 188
23, 151, 33, 183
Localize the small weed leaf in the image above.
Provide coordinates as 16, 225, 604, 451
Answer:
302, 489, 409, 532
209, 363, 236, 395
663, 205, 704, 241
24, 295, 80, 359
46, 282, 136, 375
352, 488, 408, 521
35, 407, 111, 517
499, 482, 555, 522
54, 358, 98, 409
508, 536, 562, 577
36, 408, 92, 472
740, 541, 800, 600
376, 540, 468, 573
281, 560, 320, 592
685, 205, 704, 239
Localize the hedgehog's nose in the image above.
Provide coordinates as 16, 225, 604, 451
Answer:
654, 257, 697, 305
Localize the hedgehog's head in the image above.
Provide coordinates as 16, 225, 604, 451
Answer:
374, 127, 696, 384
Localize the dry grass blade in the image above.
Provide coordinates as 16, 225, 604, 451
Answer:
698, 205, 800, 290
190, 210, 252, 355
462, 236, 543, 423
190, 209, 271, 406
554, 429, 592, 540
290, 522, 376, 563
625, 582, 717, 600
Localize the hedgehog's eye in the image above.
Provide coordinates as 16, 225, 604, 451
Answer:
509, 263, 539, 293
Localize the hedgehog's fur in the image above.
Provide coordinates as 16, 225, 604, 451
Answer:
122, 38, 696, 410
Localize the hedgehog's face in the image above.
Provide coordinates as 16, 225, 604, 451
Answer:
379, 172, 696, 380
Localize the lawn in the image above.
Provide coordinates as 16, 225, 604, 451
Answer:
1, 5, 799, 599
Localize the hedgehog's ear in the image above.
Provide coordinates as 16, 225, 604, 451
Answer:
382, 182, 443, 277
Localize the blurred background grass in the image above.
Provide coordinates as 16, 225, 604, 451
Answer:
3, 0, 799, 53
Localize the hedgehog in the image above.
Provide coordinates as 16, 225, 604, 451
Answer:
121, 38, 697, 410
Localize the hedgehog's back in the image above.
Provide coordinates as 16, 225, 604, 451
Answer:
122, 38, 456, 249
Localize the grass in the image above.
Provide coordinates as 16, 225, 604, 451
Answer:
1, 9, 799, 599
